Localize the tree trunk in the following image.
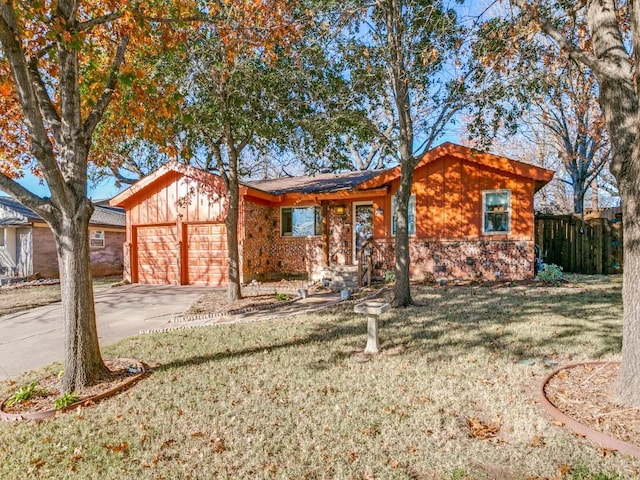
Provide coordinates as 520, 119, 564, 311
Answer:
582, 0, 640, 406
573, 186, 585, 214
392, 163, 414, 307
615, 191, 640, 405
54, 200, 107, 392
225, 178, 242, 302
383, 0, 415, 307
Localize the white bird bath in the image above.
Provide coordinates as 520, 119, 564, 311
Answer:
353, 301, 390, 354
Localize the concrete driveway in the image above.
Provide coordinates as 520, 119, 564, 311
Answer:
0, 284, 212, 380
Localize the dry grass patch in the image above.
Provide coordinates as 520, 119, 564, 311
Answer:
0, 284, 61, 316
0, 277, 122, 316
0, 275, 635, 479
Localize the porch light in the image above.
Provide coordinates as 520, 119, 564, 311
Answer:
375, 207, 383, 216
334, 204, 346, 215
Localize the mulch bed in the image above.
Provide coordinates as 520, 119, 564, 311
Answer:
1, 359, 144, 419
544, 362, 640, 451
187, 281, 334, 316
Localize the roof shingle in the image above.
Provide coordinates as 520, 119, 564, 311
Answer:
0, 196, 125, 227
245, 169, 386, 195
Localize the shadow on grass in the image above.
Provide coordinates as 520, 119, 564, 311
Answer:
153, 281, 623, 374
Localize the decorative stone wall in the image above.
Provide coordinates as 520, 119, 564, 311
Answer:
372, 238, 535, 281
240, 202, 277, 280
242, 201, 328, 281
328, 206, 352, 266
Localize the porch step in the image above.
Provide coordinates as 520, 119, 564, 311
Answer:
312, 266, 359, 290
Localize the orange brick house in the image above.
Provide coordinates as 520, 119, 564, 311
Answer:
110, 143, 554, 286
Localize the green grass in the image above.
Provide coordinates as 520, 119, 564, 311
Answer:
0, 275, 636, 479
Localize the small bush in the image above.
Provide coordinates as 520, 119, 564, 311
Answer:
54, 392, 80, 410
5, 381, 45, 407
274, 292, 291, 301
383, 270, 395, 283
423, 272, 436, 284
536, 263, 563, 284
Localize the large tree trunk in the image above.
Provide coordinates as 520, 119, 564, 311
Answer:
616, 189, 640, 405
225, 177, 242, 302
393, 163, 414, 307
584, 0, 640, 406
224, 139, 243, 303
53, 199, 107, 392
384, 0, 415, 307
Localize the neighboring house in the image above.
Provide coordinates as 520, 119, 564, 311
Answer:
110, 142, 554, 286
0, 196, 126, 278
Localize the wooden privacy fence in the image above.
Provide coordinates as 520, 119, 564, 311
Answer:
534, 215, 624, 274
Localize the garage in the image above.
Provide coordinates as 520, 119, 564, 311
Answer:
110, 163, 234, 287
136, 225, 179, 284
184, 223, 227, 286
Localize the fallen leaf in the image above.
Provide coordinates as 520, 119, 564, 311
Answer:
211, 437, 226, 453
160, 439, 176, 449
466, 416, 501, 440
558, 464, 571, 476
528, 434, 546, 448
599, 447, 615, 457
103, 442, 129, 454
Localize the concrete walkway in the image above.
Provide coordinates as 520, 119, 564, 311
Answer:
0, 284, 211, 380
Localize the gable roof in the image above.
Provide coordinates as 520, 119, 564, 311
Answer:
110, 142, 554, 207
356, 142, 554, 191
0, 196, 125, 227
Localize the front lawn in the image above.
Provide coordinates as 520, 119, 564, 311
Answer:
0, 276, 122, 316
0, 275, 635, 479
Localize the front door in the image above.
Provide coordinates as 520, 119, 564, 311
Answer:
353, 203, 373, 263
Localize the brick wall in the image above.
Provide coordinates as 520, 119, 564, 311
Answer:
31, 226, 125, 279
90, 230, 125, 277
241, 201, 535, 282
31, 226, 59, 278
242, 202, 324, 281
373, 238, 535, 281
328, 206, 352, 265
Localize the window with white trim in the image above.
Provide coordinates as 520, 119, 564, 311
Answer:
391, 195, 416, 236
281, 207, 322, 237
483, 190, 511, 233
90, 230, 105, 248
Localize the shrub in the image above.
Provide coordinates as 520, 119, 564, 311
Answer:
383, 270, 395, 283
274, 292, 291, 301
5, 381, 46, 407
536, 263, 564, 284
54, 392, 80, 410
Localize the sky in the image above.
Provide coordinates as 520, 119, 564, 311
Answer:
1, 172, 125, 201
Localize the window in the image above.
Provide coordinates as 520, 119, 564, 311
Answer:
90, 230, 105, 248
281, 207, 322, 237
0, 228, 4, 247
391, 195, 416, 236
483, 190, 511, 233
